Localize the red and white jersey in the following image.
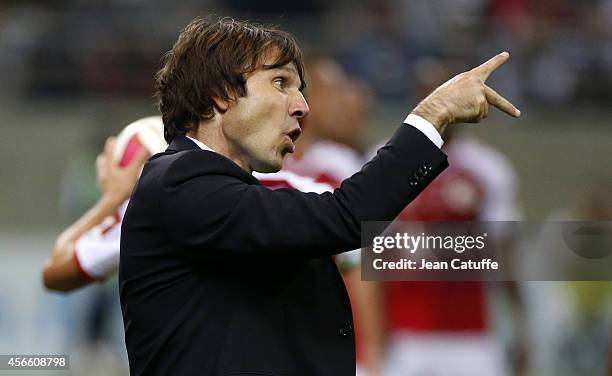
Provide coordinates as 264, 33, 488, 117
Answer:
74, 202, 127, 280
283, 140, 364, 186
444, 135, 521, 221
384, 134, 520, 332
253, 170, 334, 194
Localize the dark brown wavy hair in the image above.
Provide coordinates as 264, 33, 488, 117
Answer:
155, 16, 306, 143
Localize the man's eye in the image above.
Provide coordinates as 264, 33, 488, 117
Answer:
273, 78, 285, 88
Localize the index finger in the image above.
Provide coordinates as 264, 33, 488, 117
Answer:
471, 52, 509, 81
485, 86, 521, 118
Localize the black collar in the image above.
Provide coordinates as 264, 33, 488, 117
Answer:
166, 135, 260, 185
167, 135, 201, 152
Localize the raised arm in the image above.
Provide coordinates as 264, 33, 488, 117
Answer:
160, 124, 446, 256
43, 138, 148, 291
158, 52, 520, 257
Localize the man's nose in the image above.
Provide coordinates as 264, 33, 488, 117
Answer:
289, 92, 310, 119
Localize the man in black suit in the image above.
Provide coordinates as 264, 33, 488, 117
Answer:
119, 16, 520, 376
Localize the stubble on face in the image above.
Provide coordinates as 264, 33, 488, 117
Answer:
221, 58, 303, 173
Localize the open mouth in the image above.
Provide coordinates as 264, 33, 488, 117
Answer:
287, 127, 302, 143
282, 128, 302, 154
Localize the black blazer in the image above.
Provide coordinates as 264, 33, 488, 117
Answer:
119, 124, 448, 376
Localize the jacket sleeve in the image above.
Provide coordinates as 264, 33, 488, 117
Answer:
160, 125, 448, 257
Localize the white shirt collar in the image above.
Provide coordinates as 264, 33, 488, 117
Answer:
185, 135, 216, 153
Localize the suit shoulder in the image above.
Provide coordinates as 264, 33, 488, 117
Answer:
149, 149, 256, 187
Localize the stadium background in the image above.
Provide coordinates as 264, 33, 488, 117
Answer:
0, 0, 610, 375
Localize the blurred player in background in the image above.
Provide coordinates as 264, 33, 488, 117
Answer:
381, 128, 526, 376
375, 58, 527, 376
285, 53, 367, 181
43, 117, 166, 291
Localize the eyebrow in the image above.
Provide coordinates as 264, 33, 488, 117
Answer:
272, 65, 299, 77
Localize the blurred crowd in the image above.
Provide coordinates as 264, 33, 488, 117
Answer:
1, 0, 612, 109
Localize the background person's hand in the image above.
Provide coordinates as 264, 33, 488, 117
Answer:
95, 136, 149, 204
412, 52, 521, 135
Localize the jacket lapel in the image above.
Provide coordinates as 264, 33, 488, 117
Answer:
166, 135, 260, 185
167, 135, 201, 152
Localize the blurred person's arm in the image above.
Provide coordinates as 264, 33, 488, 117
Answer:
43, 138, 148, 291
344, 267, 385, 376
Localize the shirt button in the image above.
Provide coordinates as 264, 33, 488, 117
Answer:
409, 180, 418, 187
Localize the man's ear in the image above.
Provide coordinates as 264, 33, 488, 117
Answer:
212, 96, 230, 113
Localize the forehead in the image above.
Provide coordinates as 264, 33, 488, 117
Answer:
247, 60, 297, 78
250, 48, 304, 88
